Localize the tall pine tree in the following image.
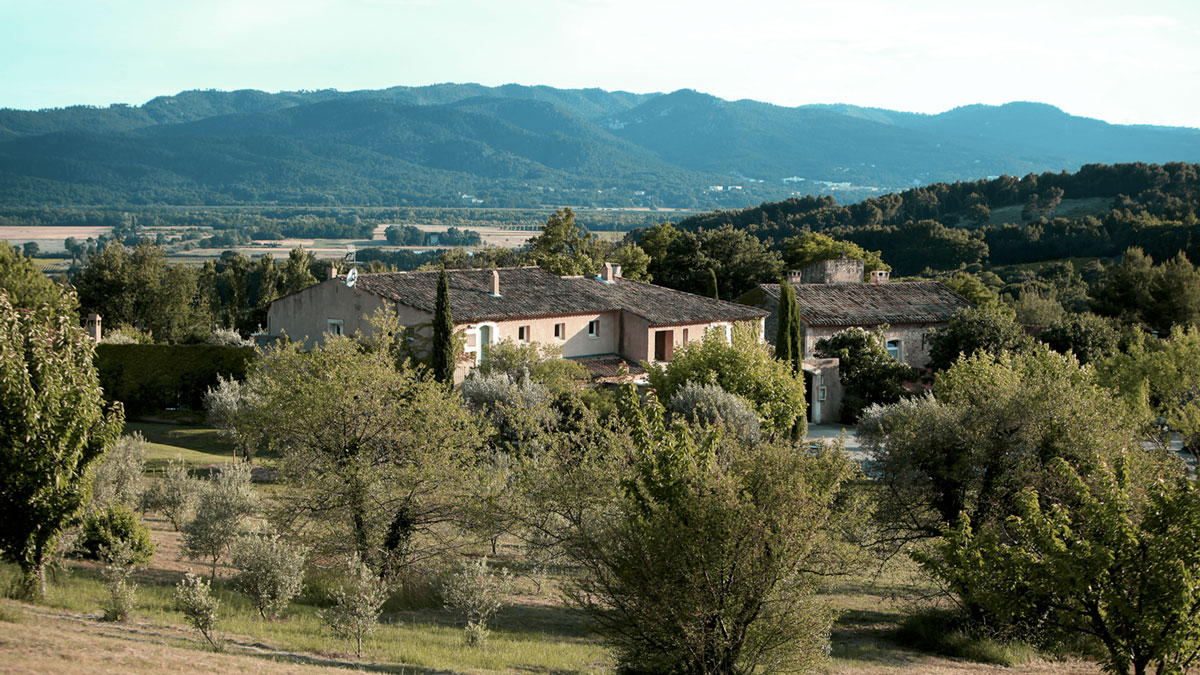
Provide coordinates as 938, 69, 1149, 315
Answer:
707, 269, 720, 300
431, 267, 456, 385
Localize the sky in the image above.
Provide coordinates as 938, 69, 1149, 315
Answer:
3, 0, 1200, 128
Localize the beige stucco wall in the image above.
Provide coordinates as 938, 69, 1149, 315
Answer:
802, 357, 843, 424
802, 322, 936, 369
462, 311, 620, 365
267, 278, 393, 348
634, 319, 762, 365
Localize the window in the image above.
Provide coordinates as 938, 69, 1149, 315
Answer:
327, 319, 344, 336
886, 339, 901, 361
518, 325, 530, 342
554, 322, 566, 340
588, 319, 599, 338
682, 328, 689, 343
818, 386, 827, 401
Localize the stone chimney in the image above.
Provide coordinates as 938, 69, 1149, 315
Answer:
491, 270, 501, 297
86, 313, 102, 343
601, 262, 614, 282
869, 270, 890, 284
797, 257, 864, 284
328, 267, 338, 280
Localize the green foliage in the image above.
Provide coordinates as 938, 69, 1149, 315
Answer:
1040, 312, 1120, 365
174, 572, 221, 651
462, 373, 557, 454
527, 208, 602, 276
281, 246, 318, 296
893, 610, 1038, 666
774, 279, 802, 372
93, 343, 255, 414
431, 267, 456, 385
641, 225, 783, 301
183, 462, 259, 579
231, 534, 309, 620
100, 537, 145, 622
441, 557, 514, 647
79, 504, 155, 566
73, 241, 205, 343
0, 241, 72, 312
608, 242, 652, 282
87, 433, 147, 512
939, 271, 1002, 310
814, 327, 915, 422
1097, 325, 1200, 453
563, 387, 867, 673
0, 290, 124, 600
1092, 247, 1200, 333
926, 306, 1033, 371
860, 345, 1144, 541
472, 338, 588, 395
647, 324, 806, 437
235, 336, 480, 575
321, 556, 386, 658
782, 231, 890, 276
917, 456, 1200, 675
140, 457, 200, 531
667, 381, 762, 445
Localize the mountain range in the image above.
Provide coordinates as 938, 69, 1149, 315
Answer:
2, 83, 1198, 209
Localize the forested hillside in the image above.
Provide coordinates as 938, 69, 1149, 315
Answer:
2, 85, 1198, 208
677, 162, 1200, 275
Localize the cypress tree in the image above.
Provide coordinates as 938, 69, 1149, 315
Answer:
776, 277, 794, 364
432, 267, 455, 385
777, 280, 804, 373
707, 269, 720, 300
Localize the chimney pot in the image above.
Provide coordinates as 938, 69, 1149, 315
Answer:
86, 313, 102, 343
602, 262, 614, 282
328, 267, 338, 280
491, 270, 501, 297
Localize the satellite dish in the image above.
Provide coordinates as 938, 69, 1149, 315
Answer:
345, 267, 358, 288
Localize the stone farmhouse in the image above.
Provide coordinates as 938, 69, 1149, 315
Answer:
266, 263, 768, 382
737, 258, 972, 423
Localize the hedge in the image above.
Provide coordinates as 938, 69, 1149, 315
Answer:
94, 344, 256, 415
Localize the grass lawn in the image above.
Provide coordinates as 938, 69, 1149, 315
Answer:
124, 422, 238, 469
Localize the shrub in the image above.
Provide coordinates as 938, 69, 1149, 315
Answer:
140, 457, 199, 531
646, 324, 806, 437
183, 463, 259, 578
205, 327, 253, 348
230, 534, 308, 620
79, 505, 154, 566
174, 573, 221, 651
321, 557, 387, 658
94, 343, 255, 414
441, 557, 513, 647
561, 387, 867, 673
89, 433, 148, 511
100, 538, 143, 622
667, 381, 761, 444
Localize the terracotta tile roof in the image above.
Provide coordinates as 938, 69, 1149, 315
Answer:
567, 354, 646, 380
353, 266, 767, 326
573, 275, 768, 327
760, 281, 971, 326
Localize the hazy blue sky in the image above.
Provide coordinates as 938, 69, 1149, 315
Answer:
3, 0, 1199, 127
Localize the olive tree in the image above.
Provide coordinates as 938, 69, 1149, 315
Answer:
235, 337, 481, 576
183, 462, 259, 579
559, 387, 867, 673
0, 292, 123, 599
859, 344, 1150, 545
